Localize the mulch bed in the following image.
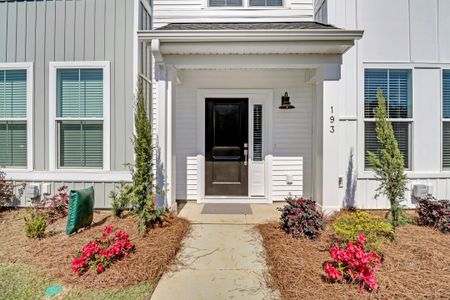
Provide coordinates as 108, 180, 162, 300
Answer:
0, 209, 190, 289
258, 216, 450, 300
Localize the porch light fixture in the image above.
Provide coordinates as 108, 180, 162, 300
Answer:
279, 92, 295, 110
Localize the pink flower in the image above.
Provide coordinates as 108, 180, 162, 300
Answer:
103, 225, 114, 236
324, 262, 342, 281
97, 263, 104, 273
357, 234, 367, 245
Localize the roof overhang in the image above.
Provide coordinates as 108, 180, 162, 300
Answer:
138, 29, 364, 62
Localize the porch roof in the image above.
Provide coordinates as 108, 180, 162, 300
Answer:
138, 21, 363, 62
155, 21, 338, 31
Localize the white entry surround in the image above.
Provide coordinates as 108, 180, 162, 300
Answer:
175, 70, 312, 204
143, 27, 363, 210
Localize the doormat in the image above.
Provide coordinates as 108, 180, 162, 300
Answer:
201, 203, 252, 215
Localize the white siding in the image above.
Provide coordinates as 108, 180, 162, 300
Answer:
320, 0, 450, 210
174, 69, 313, 200
271, 157, 303, 200
153, 0, 314, 28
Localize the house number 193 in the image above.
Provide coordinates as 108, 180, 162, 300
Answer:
330, 106, 335, 133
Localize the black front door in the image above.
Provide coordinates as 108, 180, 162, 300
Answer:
205, 98, 248, 196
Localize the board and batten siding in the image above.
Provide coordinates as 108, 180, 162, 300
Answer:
0, 0, 137, 207
174, 69, 312, 201
152, 0, 314, 28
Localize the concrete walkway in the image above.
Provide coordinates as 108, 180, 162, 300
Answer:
150, 223, 280, 300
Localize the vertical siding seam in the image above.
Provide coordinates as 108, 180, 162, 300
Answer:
24, 3, 27, 61
64, 0, 66, 59
113, 0, 117, 170
14, 1, 17, 62
74, 0, 77, 61
103, 0, 106, 59
94, 0, 97, 60
83, 0, 86, 60
53, 0, 56, 63
5, 1, 8, 61
44, 0, 48, 169
124, 0, 128, 164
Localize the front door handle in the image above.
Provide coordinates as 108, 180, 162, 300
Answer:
244, 149, 248, 166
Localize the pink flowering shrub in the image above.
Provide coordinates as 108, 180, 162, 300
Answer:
323, 234, 382, 292
47, 185, 69, 224
71, 225, 135, 275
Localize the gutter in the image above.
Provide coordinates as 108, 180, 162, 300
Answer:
138, 29, 364, 43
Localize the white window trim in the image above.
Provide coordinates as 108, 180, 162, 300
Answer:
204, 0, 286, 9
0, 62, 34, 172
442, 68, 450, 171
360, 67, 414, 175
48, 61, 111, 172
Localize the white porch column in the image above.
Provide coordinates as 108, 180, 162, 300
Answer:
154, 63, 176, 211
314, 64, 342, 213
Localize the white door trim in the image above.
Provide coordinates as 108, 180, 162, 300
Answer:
196, 89, 273, 203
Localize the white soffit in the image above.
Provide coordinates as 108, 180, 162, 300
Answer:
139, 29, 364, 56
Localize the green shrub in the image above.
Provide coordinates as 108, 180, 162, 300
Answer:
109, 182, 134, 217
24, 209, 47, 239
332, 211, 394, 252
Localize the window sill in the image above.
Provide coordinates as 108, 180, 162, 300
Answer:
203, 6, 288, 10
5, 170, 132, 182
358, 171, 450, 180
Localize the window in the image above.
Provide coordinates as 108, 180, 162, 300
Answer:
253, 104, 263, 161
49, 62, 110, 170
0, 64, 32, 169
442, 70, 450, 169
364, 69, 412, 169
209, 0, 243, 6
249, 0, 283, 6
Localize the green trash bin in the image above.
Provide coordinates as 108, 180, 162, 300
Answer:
66, 186, 95, 235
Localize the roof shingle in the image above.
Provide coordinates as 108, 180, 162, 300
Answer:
156, 22, 338, 31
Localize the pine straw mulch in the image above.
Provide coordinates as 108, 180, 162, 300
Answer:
0, 209, 190, 290
258, 217, 450, 300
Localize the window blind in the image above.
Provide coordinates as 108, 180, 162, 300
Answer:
249, 0, 283, 6
57, 69, 103, 118
209, 0, 242, 6
443, 70, 450, 118
364, 69, 412, 119
0, 70, 27, 118
59, 121, 103, 168
365, 122, 410, 169
253, 104, 262, 161
443, 122, 450, 168
0, 121, 27, 167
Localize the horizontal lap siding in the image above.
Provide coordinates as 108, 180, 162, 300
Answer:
11, 180, 116, 208
0, 0, 136, 207
153, 0, 314, 28
271, 157, 303, 199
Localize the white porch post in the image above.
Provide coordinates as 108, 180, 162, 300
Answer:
316, 64, 342, 213
154, 63, 176, 211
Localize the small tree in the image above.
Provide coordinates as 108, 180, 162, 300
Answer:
367, 89, 408, 228
131, 81, 155, 235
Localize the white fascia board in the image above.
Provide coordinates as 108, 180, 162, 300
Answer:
138, 29, 364, 43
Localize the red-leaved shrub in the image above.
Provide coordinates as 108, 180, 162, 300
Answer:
323, 234, 382, 292
417, 198, 450, 233
47, 185, 69, 224
71, 225, 135, 275
278, 197, 324, 239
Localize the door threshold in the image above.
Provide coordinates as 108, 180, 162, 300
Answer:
199, 197, 271, 204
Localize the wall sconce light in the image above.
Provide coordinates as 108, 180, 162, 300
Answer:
279, 92, 295, 110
